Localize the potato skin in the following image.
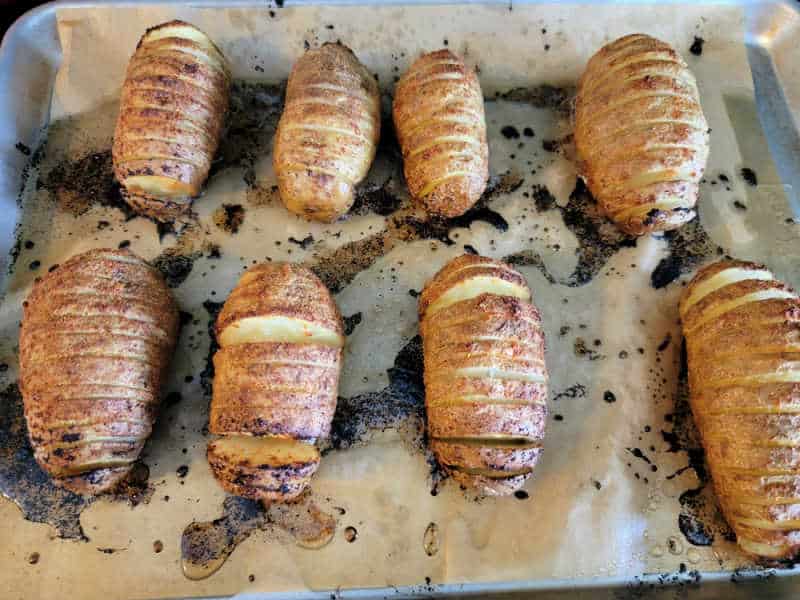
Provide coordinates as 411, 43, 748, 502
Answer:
19, 249, 179, 495
680, 259, 800, 559
419, 255, 548, 496
393, 50, 488, 218
575, 34, 709, 235
207, 439, 319, 503
113, 20, 230, 221
273, 43, 381, 222
209, 263, 343, 503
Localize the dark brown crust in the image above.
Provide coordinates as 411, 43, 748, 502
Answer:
393, 49, 488, 218
681, 260, 800, 559
19, 248, 179, 496
113, 20, 230, 221
207, 440, 319, 503
575, 33, 709, 235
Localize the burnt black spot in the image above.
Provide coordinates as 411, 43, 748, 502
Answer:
15, 142, 31, 156
24, 240, 34, 250
463, 244, 478, 255
650, 219, 717, 289
523, 127, 534, 137
740, 167, 758, 187
531, 184, 556, 211
689, 36, 705, 56
176, 465, 189, 478
61, 433, 81, 443
164, 392, 183, 407
288, 235, 314, 250
117, 240, 131, 249
513, 490, 529, 500
215, 204, 245, 234
733, 200, 747, 211
501, 125, 520, 139
603, 391, 616, 404
343, 312, 363, 336
28, 260, 40, 271
542, 139, 559, 153
151, 251, 197, 288
657, 333, 672, 352
552, 384, 587, 403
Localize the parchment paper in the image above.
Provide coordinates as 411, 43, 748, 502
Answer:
1, 4, 799, 598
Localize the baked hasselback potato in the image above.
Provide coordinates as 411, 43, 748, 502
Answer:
273, 43, 381, 222
419, 255, 548, 495
575, 34, 709, 235
113, 20, 230, 221
208, 263, 344, 502
393, 50, 489, 218
680, 260, 800, 559
19, 248, 179, 495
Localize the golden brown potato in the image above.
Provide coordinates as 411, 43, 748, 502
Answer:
19, 248, 179, 495
113, 20, 230, 221
393, 50, 488, 218
208, 263, 344, 503
273, 43, 381, 222
575, 34, 709, 235
419, 255, 548, 495
680, 259, 800, 559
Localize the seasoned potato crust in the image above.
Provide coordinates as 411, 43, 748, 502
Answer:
273, 43, 381, 222
113, 20, 230, 221
19, 248, 179, 495
208, 263, 343, 502
680, 260, 800, 559
419, 254, 548, 495
575, 34, 709, 235
393, 49, 488, 218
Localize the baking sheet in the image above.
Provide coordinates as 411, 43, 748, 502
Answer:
1, 3, 800, 598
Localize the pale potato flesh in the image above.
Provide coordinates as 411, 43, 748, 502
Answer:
681, 259, 800, 559
420, 254, 547, 496
425, 276, 531, 318
218, 315, 344, 348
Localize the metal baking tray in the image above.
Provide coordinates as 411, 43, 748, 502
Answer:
1, 2, 800, 599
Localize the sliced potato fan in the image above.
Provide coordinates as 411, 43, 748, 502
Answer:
393, 49, 489, 218
273, 43, 381, 222
208, 263, 344, 503
575, 34, 709, 235
680, 259, 800, 559
113, 20, 230, 221
419, 255, 548, 496
19, 248, 179, 496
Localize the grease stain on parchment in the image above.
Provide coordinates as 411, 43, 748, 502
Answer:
181, 493, 336, 580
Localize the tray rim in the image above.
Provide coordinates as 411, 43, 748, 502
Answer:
1, 1, 800, 598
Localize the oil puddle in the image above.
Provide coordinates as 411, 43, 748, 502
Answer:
181, 492, 336, 580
